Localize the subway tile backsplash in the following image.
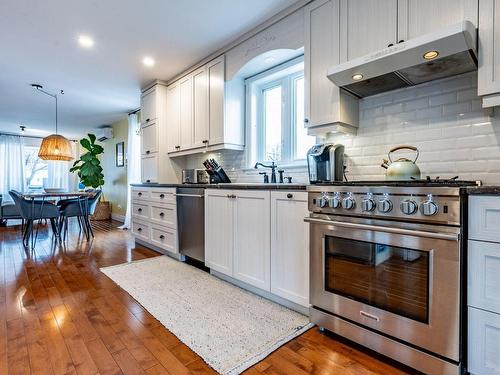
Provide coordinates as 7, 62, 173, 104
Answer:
181, 72, 500, 185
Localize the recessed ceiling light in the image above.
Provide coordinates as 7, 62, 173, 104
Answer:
352, 73, 363, 81
143, 56, 155, 67
423, 50, 439, 60
78, 35, 94, 48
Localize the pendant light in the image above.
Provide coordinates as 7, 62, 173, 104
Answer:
32, 84, 73, 161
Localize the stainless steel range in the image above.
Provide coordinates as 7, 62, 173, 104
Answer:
306, 179, 479, 375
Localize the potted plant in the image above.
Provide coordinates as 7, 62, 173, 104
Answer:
70, 134, 110, 220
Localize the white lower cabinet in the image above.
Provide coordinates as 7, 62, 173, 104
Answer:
233, 191, 270, 291
205, 189, 234, 276
271, 191, 309, 307
468, 307, 500, 375
469, 195, 500, 374
131, 187, 178, 255
205, 188, 309, 307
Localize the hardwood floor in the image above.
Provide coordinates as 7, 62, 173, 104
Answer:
0, 219, 411, 374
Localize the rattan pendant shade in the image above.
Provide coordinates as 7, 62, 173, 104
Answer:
38, 134, 73, 161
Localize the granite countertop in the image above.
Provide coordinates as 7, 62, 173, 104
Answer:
130, 183, 308, 190
466, 185, 500, 195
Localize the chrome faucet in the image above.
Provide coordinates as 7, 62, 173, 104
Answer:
254, 161, 277, 183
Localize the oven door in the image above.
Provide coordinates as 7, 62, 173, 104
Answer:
307, 215, 461, 361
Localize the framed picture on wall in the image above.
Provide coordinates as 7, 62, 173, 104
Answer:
116, 141, 125, 167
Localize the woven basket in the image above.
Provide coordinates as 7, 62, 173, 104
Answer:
91, 201, 111, 221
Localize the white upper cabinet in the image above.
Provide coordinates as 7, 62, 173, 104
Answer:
304, 0, 359, 133
397, 0, 478, 42
166, 82, 180, 152
192, 66, 209, 148
478, 0, 500, 107
207, 56, 225, 146
141, 122, 158, 155
179, 75, 193, 150
339, 0, 398, 62
140, 88, 157, 125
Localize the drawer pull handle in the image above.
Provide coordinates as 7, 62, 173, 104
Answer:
287, 193, 293, 199
360, 311, 380, 322
138, 208, 142, 212
159, 194, 165, 198
137, 228, 142, 232
159, 235, 165, 240
159, 212, 165, 217
146, 150, 150, 154
138, 192, 142, 196
146, 118, 150, 122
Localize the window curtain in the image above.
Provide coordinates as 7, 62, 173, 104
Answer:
0, 135, 26, 202
120, 113, 141, 229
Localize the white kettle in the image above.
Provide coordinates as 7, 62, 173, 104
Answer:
381, 145, 421, 180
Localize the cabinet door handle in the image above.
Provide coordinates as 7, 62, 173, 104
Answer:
175, 145, 181, 150
137, 227, 142, 232
159, 212, 165, 217
387, 43, 394, 47
146, 118, 150, 122
138, 208, 142, 212
159, 235, 165, 239
159, 194, 165, 198
146, 150, 150, 154
287, 193, 293, 199
398, 39, 405, 43
304, 118, 309, 123
138, 192, 143, 196
202, 140, 208, 144
146, 180, 151, 183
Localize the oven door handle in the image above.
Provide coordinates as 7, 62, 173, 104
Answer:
303, 217, 459, 241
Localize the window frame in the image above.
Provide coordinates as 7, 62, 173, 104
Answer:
245, 55, 314, 168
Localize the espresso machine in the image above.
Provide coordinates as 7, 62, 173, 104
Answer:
307, 143, 345, 183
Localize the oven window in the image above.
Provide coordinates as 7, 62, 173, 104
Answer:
325, 236, 429, 323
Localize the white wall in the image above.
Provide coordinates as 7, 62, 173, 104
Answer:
182, 72, 500, 185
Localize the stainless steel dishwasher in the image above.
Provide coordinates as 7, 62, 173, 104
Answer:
175, 187, 205, 263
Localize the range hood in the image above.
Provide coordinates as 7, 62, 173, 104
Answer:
328, 21, 477, 98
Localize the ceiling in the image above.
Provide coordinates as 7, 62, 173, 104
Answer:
0, 0, 296, 138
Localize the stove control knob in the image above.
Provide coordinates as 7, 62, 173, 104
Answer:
361, 194, 376, 212
421, 194, 439, 216
317, 194, 328, 208
342, 193, 356, 210
400, 199, 418, 215
328, 193, 341, 208
378, 194, 393, 213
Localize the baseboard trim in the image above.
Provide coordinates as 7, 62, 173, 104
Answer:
111, 213, 125, 222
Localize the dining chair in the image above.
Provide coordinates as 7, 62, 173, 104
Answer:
58, 189, 102, 239
9, 190, 60, 248
0, 194, 23, 227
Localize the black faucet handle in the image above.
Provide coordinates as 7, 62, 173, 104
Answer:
259, 172, 269, 184
285, 177, 293, 183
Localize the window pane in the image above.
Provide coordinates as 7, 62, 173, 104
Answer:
24, 146, 47, 189
263, 85, 282, 161
294, 77, 315, 159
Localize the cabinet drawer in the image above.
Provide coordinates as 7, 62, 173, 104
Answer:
150, 226, 177, 253
132, 220, 150, 242
468, 307, 500, 375
469, 196, 500, 242
469, 240, 500, 314
150, 188, 176, 204
132, 202, 150, 220
150, 204, 176, 228
131, 188, 150, 201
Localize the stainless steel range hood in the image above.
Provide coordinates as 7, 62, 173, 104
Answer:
327, 21, 477, 98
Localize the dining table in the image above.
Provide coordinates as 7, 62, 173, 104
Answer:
20, 191, 94, 248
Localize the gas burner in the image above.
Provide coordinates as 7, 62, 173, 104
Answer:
313, 178, 480, 188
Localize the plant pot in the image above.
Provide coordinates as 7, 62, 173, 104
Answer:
91, 201, 111, 221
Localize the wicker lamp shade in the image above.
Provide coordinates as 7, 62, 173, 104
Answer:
38, 134, 74, 161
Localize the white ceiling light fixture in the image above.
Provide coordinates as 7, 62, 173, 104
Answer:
142, 56, 155, 67
78, 35, 94, 48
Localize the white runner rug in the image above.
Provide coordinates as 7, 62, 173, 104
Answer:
101, 256, 312, 374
